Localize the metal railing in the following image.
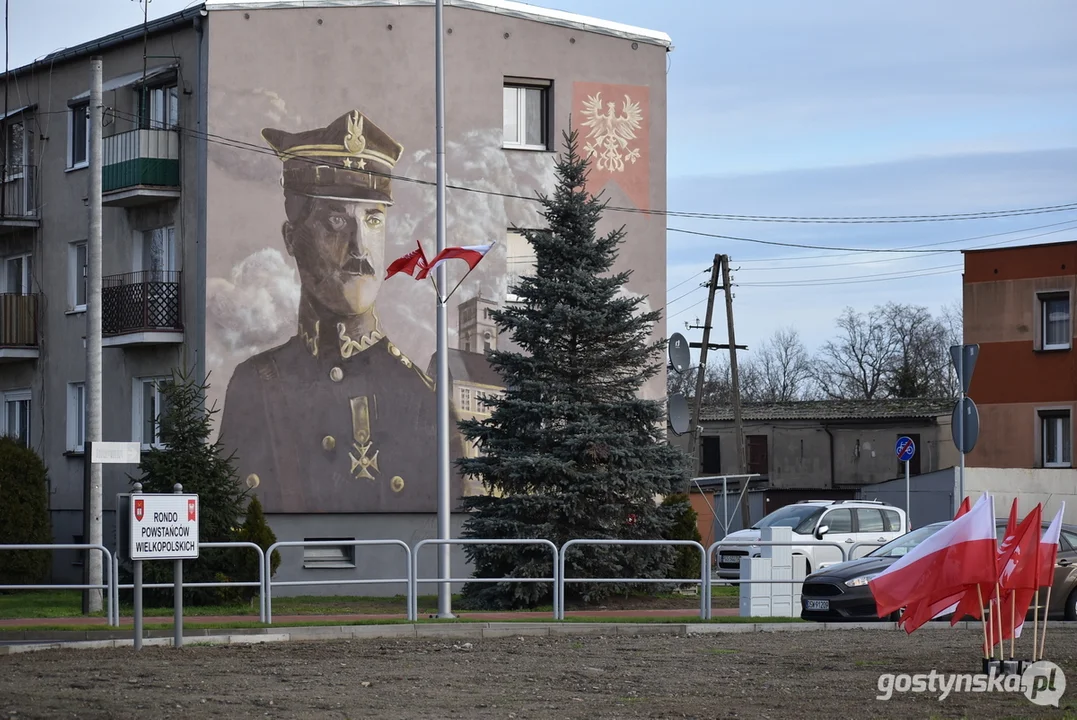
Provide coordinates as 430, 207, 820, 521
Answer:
0, 544, 117, 627
411, 539, 560, 622
263, 540, 412, 624
102, 129, 179, 192
560, 539, 707, 621
102, 270, 182, 336
0, 164, 39, 219
0, 293, 39, 347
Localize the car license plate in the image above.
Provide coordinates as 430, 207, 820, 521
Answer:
805, 599, 829, 611
720, 554, 740, 565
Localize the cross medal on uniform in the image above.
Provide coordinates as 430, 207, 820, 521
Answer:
348, 396, 379, 481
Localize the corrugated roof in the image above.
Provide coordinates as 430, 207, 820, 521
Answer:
204, 0, 673, 47
446, 348, 504, 388
699, 398, 955, 423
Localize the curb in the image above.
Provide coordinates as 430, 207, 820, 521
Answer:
0, 620, 1003, 655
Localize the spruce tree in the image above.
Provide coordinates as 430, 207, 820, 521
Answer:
129, 367, 248, 605
458, 128, 690, 609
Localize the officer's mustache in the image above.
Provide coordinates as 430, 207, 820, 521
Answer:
340, 255, 377, 276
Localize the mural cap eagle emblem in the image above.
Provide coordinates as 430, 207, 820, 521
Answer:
261, 109, 405, 204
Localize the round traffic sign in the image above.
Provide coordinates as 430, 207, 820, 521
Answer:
895, 436, 916, 462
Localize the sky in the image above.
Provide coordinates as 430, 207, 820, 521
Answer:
7, 0, 1077, 360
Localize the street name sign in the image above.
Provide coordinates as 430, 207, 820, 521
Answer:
129, 494, 200, 560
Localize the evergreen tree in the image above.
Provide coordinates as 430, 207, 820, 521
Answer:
661, 493, 704, 583
0, 437, 52, 586
128, 367, 248, 605
458, 128, 690, 609
218, 495, 281, 605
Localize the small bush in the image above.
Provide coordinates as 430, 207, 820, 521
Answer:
662, 493, 704, 582
0, 437, 53, 586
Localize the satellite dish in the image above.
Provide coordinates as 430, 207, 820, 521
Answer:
668, 333, 690, 375
668, 392, 690, 436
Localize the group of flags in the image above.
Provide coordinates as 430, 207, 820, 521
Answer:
868, 494, 1065, 661
385, 240, 494, 281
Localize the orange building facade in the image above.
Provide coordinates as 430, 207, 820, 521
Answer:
963, 241, 1077, 469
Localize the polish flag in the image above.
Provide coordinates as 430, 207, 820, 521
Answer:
417, 243, 494, 279
869, 493, 997, 618
1038, 503, 1066, 585
947, 498, 1020, 625
995, 504, 1043, 642
385, 241, 430, 280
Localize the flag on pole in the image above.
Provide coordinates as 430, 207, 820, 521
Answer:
1038, 503, 1066, 583
996, 504, 1043, 642
945, 498, 1019, 625
385, 241, 430, 280
417, 243, 494, 279
869, 493, 996, 618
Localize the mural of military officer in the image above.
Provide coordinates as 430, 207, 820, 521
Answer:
219, 109, 465, 514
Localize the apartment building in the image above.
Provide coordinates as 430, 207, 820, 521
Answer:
963, 240, 1077, 469
0, 0, 670, 588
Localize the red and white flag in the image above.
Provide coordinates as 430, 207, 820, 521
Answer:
417, 243, 493, 279
385, 241, 430, 280
870, 493, 997, 618
996, 504, 1043, 642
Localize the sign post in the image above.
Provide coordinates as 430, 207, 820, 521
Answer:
118, 484, 199, 650
950, 344, 980, 514
82, 441, 141, 615
895, 436, 916, 528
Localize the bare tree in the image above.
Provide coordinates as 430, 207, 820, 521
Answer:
880, 302, 951, 398
939, 300, 963, 397
811, 307, 898, 400
752, 327, 812, 402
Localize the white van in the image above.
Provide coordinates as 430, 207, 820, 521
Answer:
713, 499, 909, 579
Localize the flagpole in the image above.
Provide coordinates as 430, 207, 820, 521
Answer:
1040, 586, 1053, 659
1009, 594, 1015, 659
433, 0, 454, 619
977, 586, 989, 659
995, 586, 1003, 661
1032, 593, 1039, 662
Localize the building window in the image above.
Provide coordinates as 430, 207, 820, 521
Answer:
302, 539, 356, 569
2, 120, 26, 179
459, 387, 473, 412
505, 228, 538, 303
746, 435, 769, 476
69, 242, 87, 311
503, 81, 549, 150
138, 225, 176, 278
67, 382, 86, 452
2, 253, 32, 294
700, 436, 721, 474
68, 102, 89, 168
2, 389, 31, 447
1041, 410, 1071, 468
134, 377, 172, 448
1040, 293, 1071, 351
140, 84, 179, 130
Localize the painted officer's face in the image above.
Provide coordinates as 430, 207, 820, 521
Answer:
284, 196, 387, 316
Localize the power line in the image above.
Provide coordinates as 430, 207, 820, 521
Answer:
95, 106, 1077, 228
737, 266, 961, 288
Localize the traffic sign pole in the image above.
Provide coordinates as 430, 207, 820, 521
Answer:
895, 436, 916, 529
951, 344, 980, 515
173, 483, 184, 649
132, 482, 143, 652
905, 460, 911, 529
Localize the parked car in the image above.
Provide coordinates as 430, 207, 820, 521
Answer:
713, 499, 909, 580
800, 518, 1077, 622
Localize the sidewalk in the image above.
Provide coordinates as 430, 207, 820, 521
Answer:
0, 607, 739, 629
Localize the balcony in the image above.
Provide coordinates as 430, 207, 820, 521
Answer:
102, 270, 183, 347
0, 293, 40, 361
0, 165, 41, 232
102, 129, 180, 207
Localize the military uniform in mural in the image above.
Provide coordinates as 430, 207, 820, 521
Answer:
219, 109, 465, 514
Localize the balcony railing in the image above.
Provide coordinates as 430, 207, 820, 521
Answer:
102, 129, 179, 193
102, 270, 183, 336
0, 293, 40, 347
0, 165, 40, 221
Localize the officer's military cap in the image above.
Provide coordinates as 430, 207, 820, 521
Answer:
262, 109, 404, 205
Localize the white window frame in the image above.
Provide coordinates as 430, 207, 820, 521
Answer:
2, 252, 32, 295
133, 376, 171, 449
502, 81, 550, 151
1039, 292, 1071, 351
68, 241, 87, 312
67, 382, 86, 453
2, 388, 31, 447
1041, 410, 1072, 468
67, 102, 89, 170
459, 387, 473, 413
147, 84, 179, 130
135, 225, 177, 276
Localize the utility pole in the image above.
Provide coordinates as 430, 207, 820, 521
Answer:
687, 254, 722, 475
433, 0, 454, 619
720, 255, 749, 530
85, 57, 104, 613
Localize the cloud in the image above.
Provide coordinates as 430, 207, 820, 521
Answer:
207, 88, 305, 183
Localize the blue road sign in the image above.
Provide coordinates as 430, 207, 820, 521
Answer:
895, 436, 916, 463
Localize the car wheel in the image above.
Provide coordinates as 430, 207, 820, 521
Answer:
1066, 589, 1077, 622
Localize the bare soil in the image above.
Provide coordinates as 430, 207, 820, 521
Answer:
2, 627, 1075, 719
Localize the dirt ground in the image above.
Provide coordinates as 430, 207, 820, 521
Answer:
2, 627, 1075, 719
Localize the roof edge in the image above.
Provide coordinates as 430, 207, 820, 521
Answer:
5, 7, 205, 78
204, 0, 673, 48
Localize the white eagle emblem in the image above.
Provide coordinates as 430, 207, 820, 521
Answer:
580, 92, 643, 173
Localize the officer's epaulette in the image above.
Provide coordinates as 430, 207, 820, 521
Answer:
385, 341, 435, 391
252, 355, 280, 382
